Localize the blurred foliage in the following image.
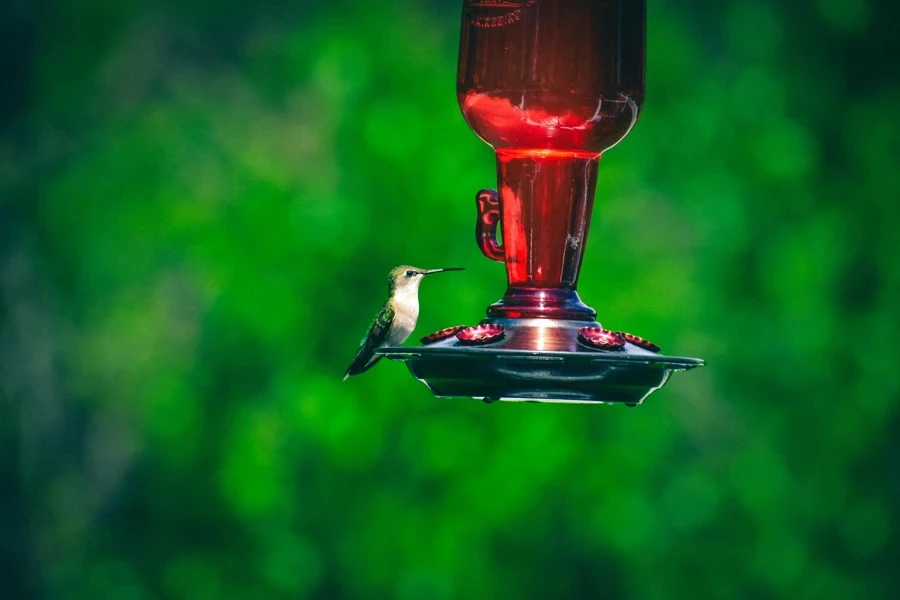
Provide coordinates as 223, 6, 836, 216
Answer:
2, 0, 899, 598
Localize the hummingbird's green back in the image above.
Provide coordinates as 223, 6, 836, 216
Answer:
343, 302, 395, 380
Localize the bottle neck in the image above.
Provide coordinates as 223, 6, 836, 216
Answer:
496, 150, 600, 289
489, 150, 600, 320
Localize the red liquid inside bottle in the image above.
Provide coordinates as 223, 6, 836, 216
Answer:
458, 0, 645, 319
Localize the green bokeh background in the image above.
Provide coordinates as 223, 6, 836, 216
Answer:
2, 0, 899, 597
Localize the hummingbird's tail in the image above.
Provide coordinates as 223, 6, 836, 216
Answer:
342, 355, 382, 381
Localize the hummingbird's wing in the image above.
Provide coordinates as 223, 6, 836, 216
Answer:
343, 303, 394, 380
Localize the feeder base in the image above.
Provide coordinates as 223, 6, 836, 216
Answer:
377, 318, 703, 405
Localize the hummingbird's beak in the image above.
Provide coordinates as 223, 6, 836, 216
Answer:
424, 268, 464, 275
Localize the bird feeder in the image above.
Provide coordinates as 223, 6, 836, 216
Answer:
378, 0, 703, 405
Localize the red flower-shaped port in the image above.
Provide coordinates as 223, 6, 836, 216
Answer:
457, 324, 505, 345
620, 332, 661, 353
420, 326, 467, 345
577, 327, 625, 351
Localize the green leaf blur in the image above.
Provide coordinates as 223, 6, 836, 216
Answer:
2, 0, 898, 598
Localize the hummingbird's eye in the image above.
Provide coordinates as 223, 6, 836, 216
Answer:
406, 270, 414, 277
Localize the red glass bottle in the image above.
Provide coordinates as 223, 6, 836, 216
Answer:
458, 0, 646, 319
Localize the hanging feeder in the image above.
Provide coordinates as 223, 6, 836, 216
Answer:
378, 0, 703, 405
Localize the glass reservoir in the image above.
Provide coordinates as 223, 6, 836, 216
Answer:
458, 0, 645, 319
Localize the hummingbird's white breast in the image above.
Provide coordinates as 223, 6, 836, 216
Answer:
386, 284, 420, 346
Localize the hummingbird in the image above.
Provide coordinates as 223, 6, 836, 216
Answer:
343, 265, 464, 380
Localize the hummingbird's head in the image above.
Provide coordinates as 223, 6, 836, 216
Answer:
388, 265, 464, 295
